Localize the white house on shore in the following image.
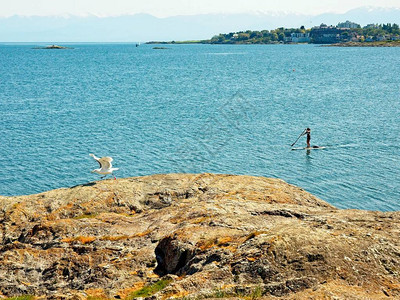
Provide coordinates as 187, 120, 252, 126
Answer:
284, 33, 311, 43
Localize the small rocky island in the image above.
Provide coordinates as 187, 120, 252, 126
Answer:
0, 173, 399, 299
33, 45, 73, 49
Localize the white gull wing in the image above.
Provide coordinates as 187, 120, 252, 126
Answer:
89, 153, 102, 168
98, 157, 113, 170
90, 154, 113, 169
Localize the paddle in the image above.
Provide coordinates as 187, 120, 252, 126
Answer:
290, 129, 306, 147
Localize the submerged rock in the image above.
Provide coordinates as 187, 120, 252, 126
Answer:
0, 173, 399, 299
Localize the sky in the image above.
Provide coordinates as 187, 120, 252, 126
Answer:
1, 0, 400, 17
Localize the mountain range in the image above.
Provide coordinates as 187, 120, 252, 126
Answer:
1, 6, 400, 42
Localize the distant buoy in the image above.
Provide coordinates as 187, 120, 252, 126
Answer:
293, 69, 296, 72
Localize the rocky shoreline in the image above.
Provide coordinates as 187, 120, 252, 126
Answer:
1, 173, 399, 299
322, 41, 400, 47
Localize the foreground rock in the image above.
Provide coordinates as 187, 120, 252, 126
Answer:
0, 174, 399, 299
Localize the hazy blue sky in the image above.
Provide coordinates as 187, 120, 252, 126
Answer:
1, 0, 400, 17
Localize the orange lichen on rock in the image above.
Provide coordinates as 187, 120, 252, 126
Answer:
61, 236, 96, 244
84, 288, 108, 299
100, 235, 130, 241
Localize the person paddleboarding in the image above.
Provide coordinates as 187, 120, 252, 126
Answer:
290, 128, 325, 150
305, 127, 311, 148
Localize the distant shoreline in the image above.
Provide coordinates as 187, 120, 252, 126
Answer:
322, 40, 400, 47
146, 40, 207, 45
146, 40, 400, 47
146, 41, 293, 45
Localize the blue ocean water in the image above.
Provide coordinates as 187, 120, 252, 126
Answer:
0, 43, 399, 211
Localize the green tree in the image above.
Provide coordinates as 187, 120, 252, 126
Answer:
261, 30, 270, 37
250, 31, 261, 39
392, 23, 400, 34
271, 33, 278, 41
237, 33, 250, 41
262, 36, 271, 43
341, 31, 350, 40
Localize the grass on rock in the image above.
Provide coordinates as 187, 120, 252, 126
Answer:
125, 278, 173, 299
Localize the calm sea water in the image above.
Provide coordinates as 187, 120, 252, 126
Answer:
1, 43, 399, 211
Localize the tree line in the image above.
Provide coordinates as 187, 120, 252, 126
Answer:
208, 23, 400, 44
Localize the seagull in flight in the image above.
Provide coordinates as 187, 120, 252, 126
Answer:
89, 154, 119, 179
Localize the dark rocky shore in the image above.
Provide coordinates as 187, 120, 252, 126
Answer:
33, 45, 73, 49
1, 173, 399, 299
322, 41, 400, 47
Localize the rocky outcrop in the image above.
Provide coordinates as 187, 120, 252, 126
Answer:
0, 173, 399, 299
33, 45, 72, 49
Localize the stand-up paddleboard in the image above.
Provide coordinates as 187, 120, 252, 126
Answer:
291, 146, 326, 151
